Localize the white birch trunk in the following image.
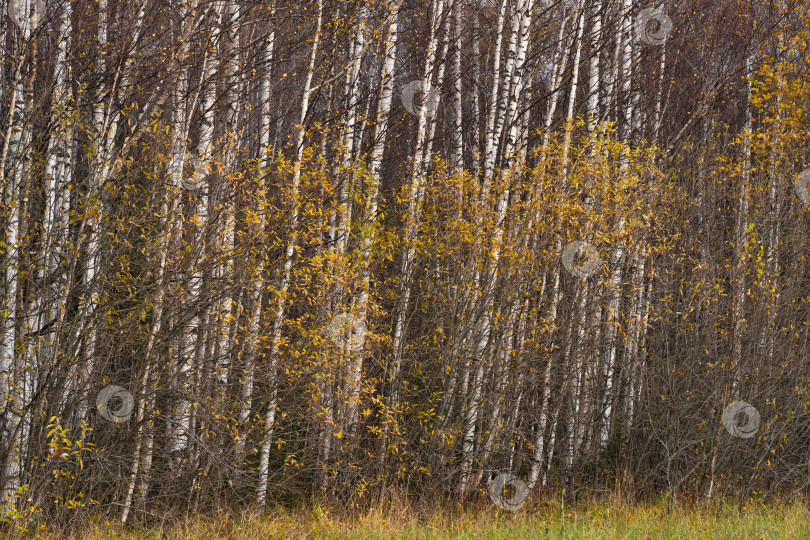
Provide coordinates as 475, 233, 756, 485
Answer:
730, 54, 753, 393
0, 57, 27, 512
587, 0, 602, 133
256, 0, 323, 508
389, 0, 445, 410
121, 1, 198, 523
233, 3, 275, 463
480, 0, 508, 188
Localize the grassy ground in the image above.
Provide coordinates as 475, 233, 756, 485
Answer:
11, 496, 810, 539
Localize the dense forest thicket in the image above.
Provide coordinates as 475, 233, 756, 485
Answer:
0, 0, 809, 529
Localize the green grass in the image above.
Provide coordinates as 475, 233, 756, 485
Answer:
10, 496, 810, 539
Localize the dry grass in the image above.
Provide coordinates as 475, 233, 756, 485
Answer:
9, 494, 810, 539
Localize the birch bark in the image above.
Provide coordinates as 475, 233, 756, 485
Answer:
256, 0, 323, 508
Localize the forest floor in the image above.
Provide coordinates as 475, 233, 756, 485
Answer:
10, 496, 810, 539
